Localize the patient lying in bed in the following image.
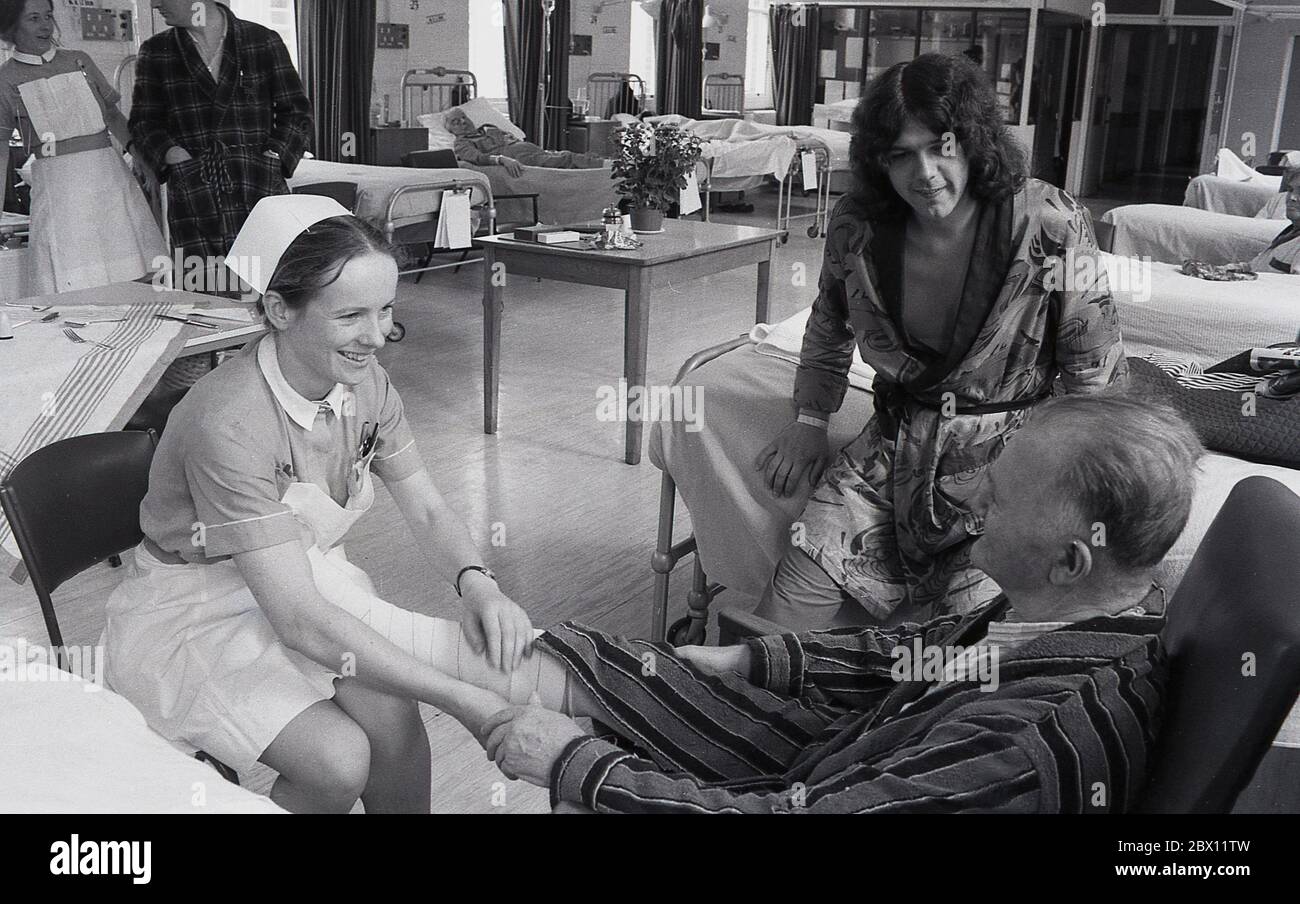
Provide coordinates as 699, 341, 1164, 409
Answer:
1245, 165, 1299, 275
445, 108, 609, 176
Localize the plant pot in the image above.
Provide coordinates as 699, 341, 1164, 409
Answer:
630, 206, 664, 234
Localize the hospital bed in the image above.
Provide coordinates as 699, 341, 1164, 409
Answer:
584, 71, 648, 119
402, 66, 618, 226
649, 114, 845, 240
1100, 204, 1288, 265
702, 73, 746, 119
0, 651, 284, 813
1185, 173, 1283, 218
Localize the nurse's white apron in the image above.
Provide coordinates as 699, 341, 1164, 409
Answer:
102, 455, 393, 774
18, 70, 166, 294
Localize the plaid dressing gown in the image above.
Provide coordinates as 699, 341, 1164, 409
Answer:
792, 179, 1128, 624
128, 4, 312, 261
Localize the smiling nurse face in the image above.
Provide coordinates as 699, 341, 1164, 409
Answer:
885, 117, 972, 223
264, 252, 399, 400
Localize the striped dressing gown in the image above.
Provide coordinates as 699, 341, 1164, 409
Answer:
536, 612, 1165, 813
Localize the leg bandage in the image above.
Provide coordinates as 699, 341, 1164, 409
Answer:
309, 548, 571, 709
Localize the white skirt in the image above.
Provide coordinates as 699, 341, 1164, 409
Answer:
28, 146, 167, 295
101, 543, 377, 774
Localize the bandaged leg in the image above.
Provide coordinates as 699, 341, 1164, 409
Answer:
306, 548, 571, 711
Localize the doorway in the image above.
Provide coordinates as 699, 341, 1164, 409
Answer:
1082, 24, 1219, 204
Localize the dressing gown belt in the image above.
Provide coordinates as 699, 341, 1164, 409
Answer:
874, 379, 1051, 442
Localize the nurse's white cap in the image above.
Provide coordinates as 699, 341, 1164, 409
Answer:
225, 194, 353, 294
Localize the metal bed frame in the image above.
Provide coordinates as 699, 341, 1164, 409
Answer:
584, 71, 647, 118
650, 334, 751, 644
702, 73, 745, 119
400, 66, 479, 126
777, 138, 833, 241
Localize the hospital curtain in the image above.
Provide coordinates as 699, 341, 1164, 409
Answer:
656, 0, 702, 118
770, 2, 820, 126
296, 0, 376, 164
503, 1, 524, 127
515, 0, 571, 149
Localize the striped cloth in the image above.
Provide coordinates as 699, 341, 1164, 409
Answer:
0, 302, 185, 580
537, 611, 1166, 813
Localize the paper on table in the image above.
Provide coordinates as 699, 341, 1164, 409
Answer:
436, 189, 473, 250
680, 171, 703, 216
801, 151, 819, 191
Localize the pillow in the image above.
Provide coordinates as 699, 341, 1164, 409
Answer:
456, 97, 525, 140
750, 307, 875, 390
1257, 193, 1288, 219
418, 112, 456, 152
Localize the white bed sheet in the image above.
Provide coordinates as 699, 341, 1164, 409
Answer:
649, 332, 1300, 747
1184, 174, 1282, 217
1100, 204, 1286, 264
1105, 252, 1300, 367
288, 158, 492, 230
648, 115, 852, 191
0, 658, 285, 813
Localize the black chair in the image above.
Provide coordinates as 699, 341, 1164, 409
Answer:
290, 180, 359, 213
1093, 219, 1115, 254
0, 431, 241, 786
1138, 476, 1300, 813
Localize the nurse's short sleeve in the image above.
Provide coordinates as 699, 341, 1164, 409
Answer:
183, 415, 301, 557
371, 369, 422, 483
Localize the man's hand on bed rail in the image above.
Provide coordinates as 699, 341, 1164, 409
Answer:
755, 420, 831, 497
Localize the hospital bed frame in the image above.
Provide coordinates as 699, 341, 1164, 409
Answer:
584, 72, 647, 119
650, 334, 751, 644
702, 73, 745, 119
401, 67, 480, 126
697, 135, 831, 241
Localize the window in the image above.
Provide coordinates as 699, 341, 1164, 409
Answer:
468, 0, 508, 101
630, 1, 657, 99
230, 0, 298, 67
746, 0, 772, 104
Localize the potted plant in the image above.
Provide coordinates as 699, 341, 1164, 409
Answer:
611, 121, 704, 233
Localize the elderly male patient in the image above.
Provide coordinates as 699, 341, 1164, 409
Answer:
1246, 161, 1300, 275
443, 394, 1201, 812
444, 108, 607, 177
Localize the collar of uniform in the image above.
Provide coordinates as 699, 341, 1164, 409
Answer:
257, 334, 349, 431
11, 47, 57, 65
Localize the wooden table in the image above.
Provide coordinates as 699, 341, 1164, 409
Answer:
474, 218, 781, 464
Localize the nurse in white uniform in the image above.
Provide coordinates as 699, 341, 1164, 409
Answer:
0, 0, 165, 294
103, 196, 536, 814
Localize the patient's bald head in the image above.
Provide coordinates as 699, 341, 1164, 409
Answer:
444, 108, 475, 137
972, 394, 1203, 609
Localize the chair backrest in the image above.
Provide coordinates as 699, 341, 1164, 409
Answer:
292, 181, 359, 212
403, 149, 459, 170
0, 431, 157, 650
1137, 476, 1300, 813
1093, 219, 1115, 254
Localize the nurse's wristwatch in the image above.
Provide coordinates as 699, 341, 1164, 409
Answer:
455, 565, 497, 597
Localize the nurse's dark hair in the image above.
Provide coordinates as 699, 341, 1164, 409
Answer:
263, 215, 402, 309
0, 0, 55, 45
848, 52, 1027, 220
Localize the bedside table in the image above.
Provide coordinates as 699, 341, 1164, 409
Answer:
370, 127, 429, 167
566, 119, 617, 156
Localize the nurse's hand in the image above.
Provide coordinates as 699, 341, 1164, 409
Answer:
461, 576, 533, 672
755, 420, 831, 498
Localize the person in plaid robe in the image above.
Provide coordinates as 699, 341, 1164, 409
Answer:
129, 0, 312, 269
